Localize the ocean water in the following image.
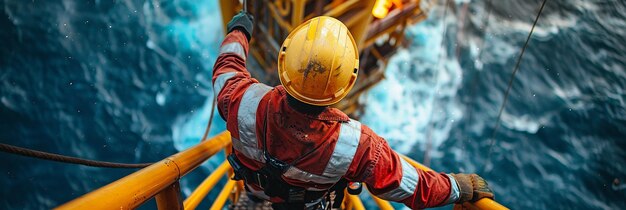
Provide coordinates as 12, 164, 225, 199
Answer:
1, 0, 625, 209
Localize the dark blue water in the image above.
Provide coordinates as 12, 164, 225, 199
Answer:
1, 0, 625, 209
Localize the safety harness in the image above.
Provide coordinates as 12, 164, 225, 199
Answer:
227, 99, 346, 209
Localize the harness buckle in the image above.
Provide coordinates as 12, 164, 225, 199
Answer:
288, 188, 306, 202
227, 154, 246, 181
255, 173, 267, 188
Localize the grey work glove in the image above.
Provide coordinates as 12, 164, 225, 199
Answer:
227, 11, 254, 41
449, 173, 495, 203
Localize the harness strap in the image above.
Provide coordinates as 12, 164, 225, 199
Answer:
228, 153, 332, 204
229, 91, 358, 206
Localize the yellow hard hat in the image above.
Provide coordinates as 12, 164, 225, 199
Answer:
278, 16, 359, 106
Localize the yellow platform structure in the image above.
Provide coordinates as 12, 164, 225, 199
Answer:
220, 0, 429, 116
57, 1, 509, 209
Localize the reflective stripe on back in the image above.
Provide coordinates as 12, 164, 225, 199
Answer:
213, 72, 237, 96
234, 83, 271, 162
283, 119, 362, 189
232, 137, 265, 163
322, 120, 361, 177
219, 42, 246, 60
376, 157, 419, 201
283, 166, 338, 185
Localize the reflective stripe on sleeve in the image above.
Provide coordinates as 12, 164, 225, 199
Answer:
377, 157, 419, 201
219, 42, 246, 60
213, 72, 237, 96
235, 83, 271, 161
445, 174, 461, 204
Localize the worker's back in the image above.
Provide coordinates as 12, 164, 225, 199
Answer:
213, 13, 495, 210
231, 85, 360, 186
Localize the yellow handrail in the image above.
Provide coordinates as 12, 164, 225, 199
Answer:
183, 161, 231, 210
467, 198, 510, 210
344, 154, 509, 210
55, 131, 231, 210
56, 130, 508, 210
372, 193, 394, 210
209, 180, 237, 210
399, 155, 509, 209
347, 194, 366, 210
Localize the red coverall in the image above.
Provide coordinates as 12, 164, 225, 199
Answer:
212, 30, 460, 209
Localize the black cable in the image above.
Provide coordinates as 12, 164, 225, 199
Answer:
481, 0, 548, 173
0, 143, 153, 168
0, 70, 223, 168
0, 88, 221, 168
201, 92, 218, 142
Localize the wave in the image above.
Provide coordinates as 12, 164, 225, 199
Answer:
500, 112, 552, 134
156, 0, 227, 197
154, 0, 224, 150
361, 7, 463, 155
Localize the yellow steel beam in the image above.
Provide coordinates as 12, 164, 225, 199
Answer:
324, 0, 360, 17
342, 10, 371, 31
55, 132, 231, 210
350, 155, 510, 210
265, 0, 293, 31
392, 21, 408, 48
169, 133, 231, 176
209, 179, 237, 210
155, 182, 183, 210
274, 0, 291, 17
345, 200, 353, 210
369, 46, 385, 61
371, 194, 394, 210
291, 0, 305, 27
325, 0, 348, 12
183, 161, 231, 210
219, 0, 236, 35
342, 189, 353, 210
468, 198, 510, 210
363, 23, 405, 48
347, 194, 366, 210
348, 0, 377, 51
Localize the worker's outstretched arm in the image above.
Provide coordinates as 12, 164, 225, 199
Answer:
212, 11, 259, 120
345, 125, 494, 209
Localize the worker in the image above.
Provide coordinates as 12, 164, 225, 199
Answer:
213, 11, 495, 209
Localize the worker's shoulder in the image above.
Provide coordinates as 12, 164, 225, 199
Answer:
341, 118, 367, 133
349, 121, 386, 145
